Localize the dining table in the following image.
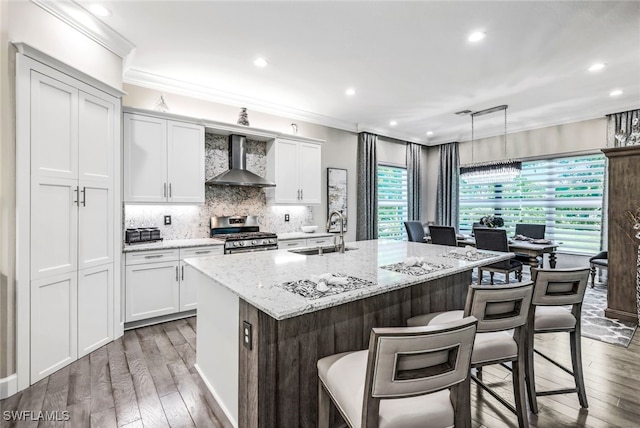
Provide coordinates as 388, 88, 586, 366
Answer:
455, 236, 559, 268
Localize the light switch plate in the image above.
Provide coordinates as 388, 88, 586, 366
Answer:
164, 215, 171, 225
242, 321, 252, 350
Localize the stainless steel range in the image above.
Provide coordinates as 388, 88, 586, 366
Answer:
210, 215, 278, 254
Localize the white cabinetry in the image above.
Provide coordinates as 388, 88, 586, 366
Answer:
124, 112, 205, 203
26, 65, 118, 382
125, 245, 223, 323
279, 236, 335, 250
266, 137, 322, 205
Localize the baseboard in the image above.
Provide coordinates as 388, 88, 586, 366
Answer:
194, 363, 238, 428
605, 307, 639, 325
0, 374, 18, 399
123, 310, 196, 330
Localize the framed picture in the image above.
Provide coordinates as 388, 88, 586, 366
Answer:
327, 168, 348, 232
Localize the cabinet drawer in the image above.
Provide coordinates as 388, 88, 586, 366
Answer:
125, 249, 180, 265
306, 236, 334, 246
278, 239, 306, 249
180, 246, 223, 258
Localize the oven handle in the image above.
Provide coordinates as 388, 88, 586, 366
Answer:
225, 246, 278, 254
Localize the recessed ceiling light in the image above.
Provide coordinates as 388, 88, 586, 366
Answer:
89, 4, 111, 17
254, 57, 268, 68
389, 120, 397, 126
345, 88, 356, 96
589, 63, 606, 72
609, 89, 623, 97
426, 131, 434, 136
468, 31, 486, 42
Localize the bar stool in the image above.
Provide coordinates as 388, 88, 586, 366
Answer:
407, 282, 534, 428
317, 317, 478, 428
525, 267, 590, 413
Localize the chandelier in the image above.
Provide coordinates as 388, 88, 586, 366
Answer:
460, 105, 521, 184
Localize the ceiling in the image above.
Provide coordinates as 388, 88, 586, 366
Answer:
80, 0, 640, 145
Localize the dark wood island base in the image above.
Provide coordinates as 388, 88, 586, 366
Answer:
238, 270, 472, 428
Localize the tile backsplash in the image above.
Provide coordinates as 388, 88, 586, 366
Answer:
124, 133, 315, 239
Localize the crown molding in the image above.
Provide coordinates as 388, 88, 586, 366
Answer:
124, 68, 359, 134
31, 0, 135, 59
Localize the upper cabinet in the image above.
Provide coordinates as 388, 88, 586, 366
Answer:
124, 112, 204, 203
266, 137, 322, 205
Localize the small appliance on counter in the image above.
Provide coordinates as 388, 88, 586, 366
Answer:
210, 215, 278, 254
125, 227, 162, 244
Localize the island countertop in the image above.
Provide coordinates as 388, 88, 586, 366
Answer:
185, 239, 513, 320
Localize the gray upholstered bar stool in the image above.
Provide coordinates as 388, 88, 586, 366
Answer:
317, 317, 478, 428
407, 282, 534, 428
524, 267, 590, 414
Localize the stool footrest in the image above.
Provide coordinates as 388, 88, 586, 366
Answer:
536, 388, 578, 397
534, 349, 574, 376
471, 374, 517, 415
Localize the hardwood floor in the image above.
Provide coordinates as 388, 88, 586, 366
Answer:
2, 316, 639, 427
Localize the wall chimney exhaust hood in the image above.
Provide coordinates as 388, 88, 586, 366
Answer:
206, 134, 276, 187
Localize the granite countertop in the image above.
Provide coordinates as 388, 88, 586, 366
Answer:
277, 231, 333, 240
123, 238, 223, 252
184, 239, 513, 321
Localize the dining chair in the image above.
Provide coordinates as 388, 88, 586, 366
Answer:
407, 281, 534, 428
524, 267, 590, 414
588, 251, 608, 287
471, 222, 488, 236
474, 228, 523, 284
404, 221, 426, 243
428, 225, 457, 246
317, 317, 478, 428
514, 223, 546, 239
514, 223, 547, 267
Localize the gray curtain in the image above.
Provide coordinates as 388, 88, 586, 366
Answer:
435, 142, 460, 230
356, 132, 378, 241
601, 109, 640, 250
406, 143, 422, 221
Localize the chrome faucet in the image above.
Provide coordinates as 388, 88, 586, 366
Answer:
326, 210, 345, 253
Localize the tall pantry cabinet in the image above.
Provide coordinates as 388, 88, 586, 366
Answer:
16, 47, 122, 384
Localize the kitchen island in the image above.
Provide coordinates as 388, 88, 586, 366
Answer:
185, 239, 513, 427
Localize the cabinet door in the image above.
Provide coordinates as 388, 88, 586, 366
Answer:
30, 272, 78, 382
298, 142, 322, 204
179, 262, 198, 312
78, 264, 113, 357
78, 91, 115, 184
78, 182, 113, 269
123, 113, 168, 202
167, 120, 205, 203
30, 71, 78, 181
30, 176, 78, 280
273, 139, 301, 203
126, 261, 180, 322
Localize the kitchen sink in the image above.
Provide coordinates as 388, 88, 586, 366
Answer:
288, 246, 356, 256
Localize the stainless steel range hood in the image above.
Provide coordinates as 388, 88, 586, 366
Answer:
206, 134, 275, 187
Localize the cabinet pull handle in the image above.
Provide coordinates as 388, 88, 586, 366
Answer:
176, 266, 179, 282
144, 254, 163, 259
301, 189, 303, 200
164, 183, 167, 198
315, 240, 324, 244
74, 186, 79, 206
181, 265, 184, 280
169, 183, 172, 198
81, 187, 86, 206
195, 250, 211, 254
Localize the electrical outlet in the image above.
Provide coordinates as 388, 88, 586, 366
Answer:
284, 214, 290, 222
242, 321, 252, 350
164, 215, 172, 225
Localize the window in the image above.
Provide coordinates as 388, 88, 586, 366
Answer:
378, 165, 408, 240
459, 154, 605, 255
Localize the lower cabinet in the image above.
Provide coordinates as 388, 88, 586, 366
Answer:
279, 236, 334, 250
125, 246, 223, 323
30, 263, 113, 382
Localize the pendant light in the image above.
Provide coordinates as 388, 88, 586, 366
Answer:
460, 105, 521, 184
